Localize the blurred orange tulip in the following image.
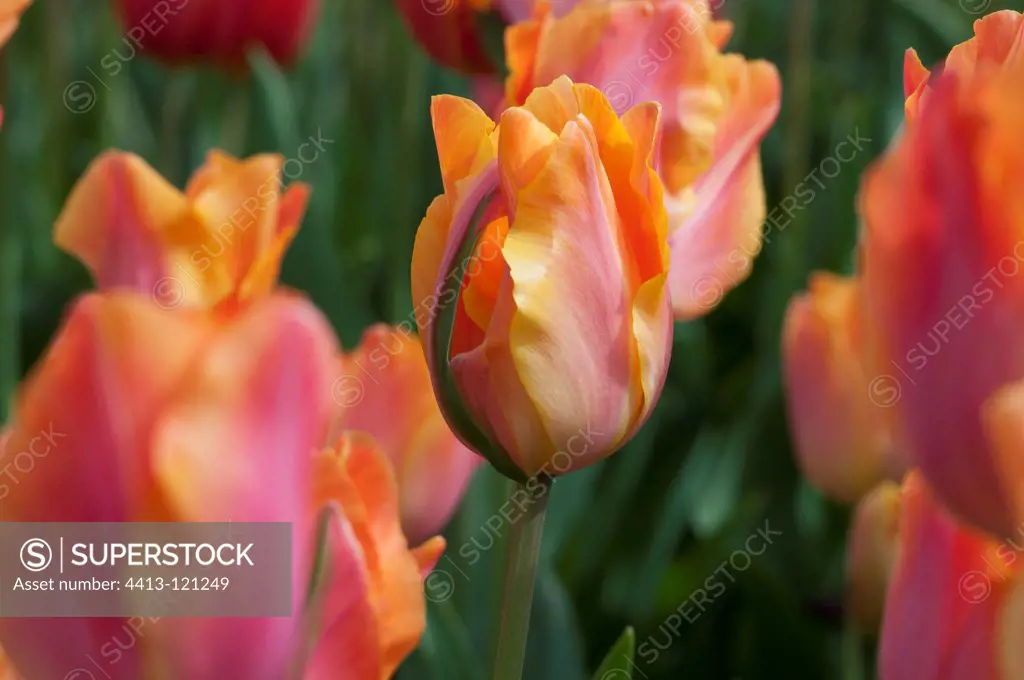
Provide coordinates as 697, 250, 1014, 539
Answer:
0, 0, 30, 49
904, 10, 1024, 121
411, 76, 672, 480
782, 273, 901, 502
54, 150, 309, 314
331, 324, 480, 545
506, 0, 780, 319
113, 0, 318, 67
0, 293, 441, 679
860, 60, 1024, 539
845, 480, 901, 631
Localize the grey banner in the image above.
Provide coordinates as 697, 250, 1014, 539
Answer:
0, 522, 292, 617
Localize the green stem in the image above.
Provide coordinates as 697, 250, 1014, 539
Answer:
492, 477, 551, 680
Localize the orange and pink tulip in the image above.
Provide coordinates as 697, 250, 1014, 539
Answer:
505, 0, 781, 319
54, 150, 308, 314
113, 0, 318, 67
411, 76, 672, 479
0, 293, 440, 679
860, 54, 1024, 539
332, 324, 480, 545
878, 473, 1024, 680
0, 0, 30, 50
782, 272, 901, 502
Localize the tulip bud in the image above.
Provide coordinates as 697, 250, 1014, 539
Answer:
54, 150, 308, 313
505, 0, 780, 320
782, 273, 900, 502
331, 324, 480, 545
845, 480, 900, 632
113, 0, 318, 67
411, 76, 673, 480
860, 61, 1024, 538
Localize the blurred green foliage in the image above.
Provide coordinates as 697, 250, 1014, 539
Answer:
0, 0, 1018, 678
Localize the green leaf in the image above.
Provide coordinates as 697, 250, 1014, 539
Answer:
592, 627, 637, 680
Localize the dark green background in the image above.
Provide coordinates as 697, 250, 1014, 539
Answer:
0, 0, 1014, 678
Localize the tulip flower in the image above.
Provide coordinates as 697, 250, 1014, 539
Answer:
54, 150, 308, 314
331, 324, 480, 545
878, 472, 1023, 680
411, 76, 672, 480
113, 0, 317, 67
0, 0, 31, 49
0, 292, 442, 679
845, 480, 901, 631
904, 10, 1024, 121
859, 60, 1024, 539
782, 272, 902, 502
393, 0, 497, 75
506, 0, 781, 320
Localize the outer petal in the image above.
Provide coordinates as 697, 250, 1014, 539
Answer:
315, 433, 432, 678
878, 473, 1012, 680
860, 66, 1024, 538
0, 294, 214, 680
782, 274, 892, 502
53, 152, 209, 300
332, 324, 479, 544
846, 480, 901, 632
667, 57, 781, 320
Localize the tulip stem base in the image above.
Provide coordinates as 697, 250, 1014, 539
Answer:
492, 476, 552, 680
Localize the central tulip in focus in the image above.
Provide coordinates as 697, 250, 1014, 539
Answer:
411, 75, 673, 480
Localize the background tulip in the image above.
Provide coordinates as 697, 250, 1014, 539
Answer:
0, 0, 30, 50
782, 272, 900, 502
54, 150, 308, 313
113, 0, 318, 67
860, 63, 1024, 539
878, 473, 1019, 680
505, 0, 781, 320
393, 0, 497, 75
904, 10, 1024, 121
331, 323, 480, 545
0, 292, 439, 679
411, 76, 672, 479
845, 480, 900, 632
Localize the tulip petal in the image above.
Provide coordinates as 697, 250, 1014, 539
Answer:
879, 473, 1008, 680
303, 508, 383, 680
667, 57, 781, 320
501, 120, 637, 471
